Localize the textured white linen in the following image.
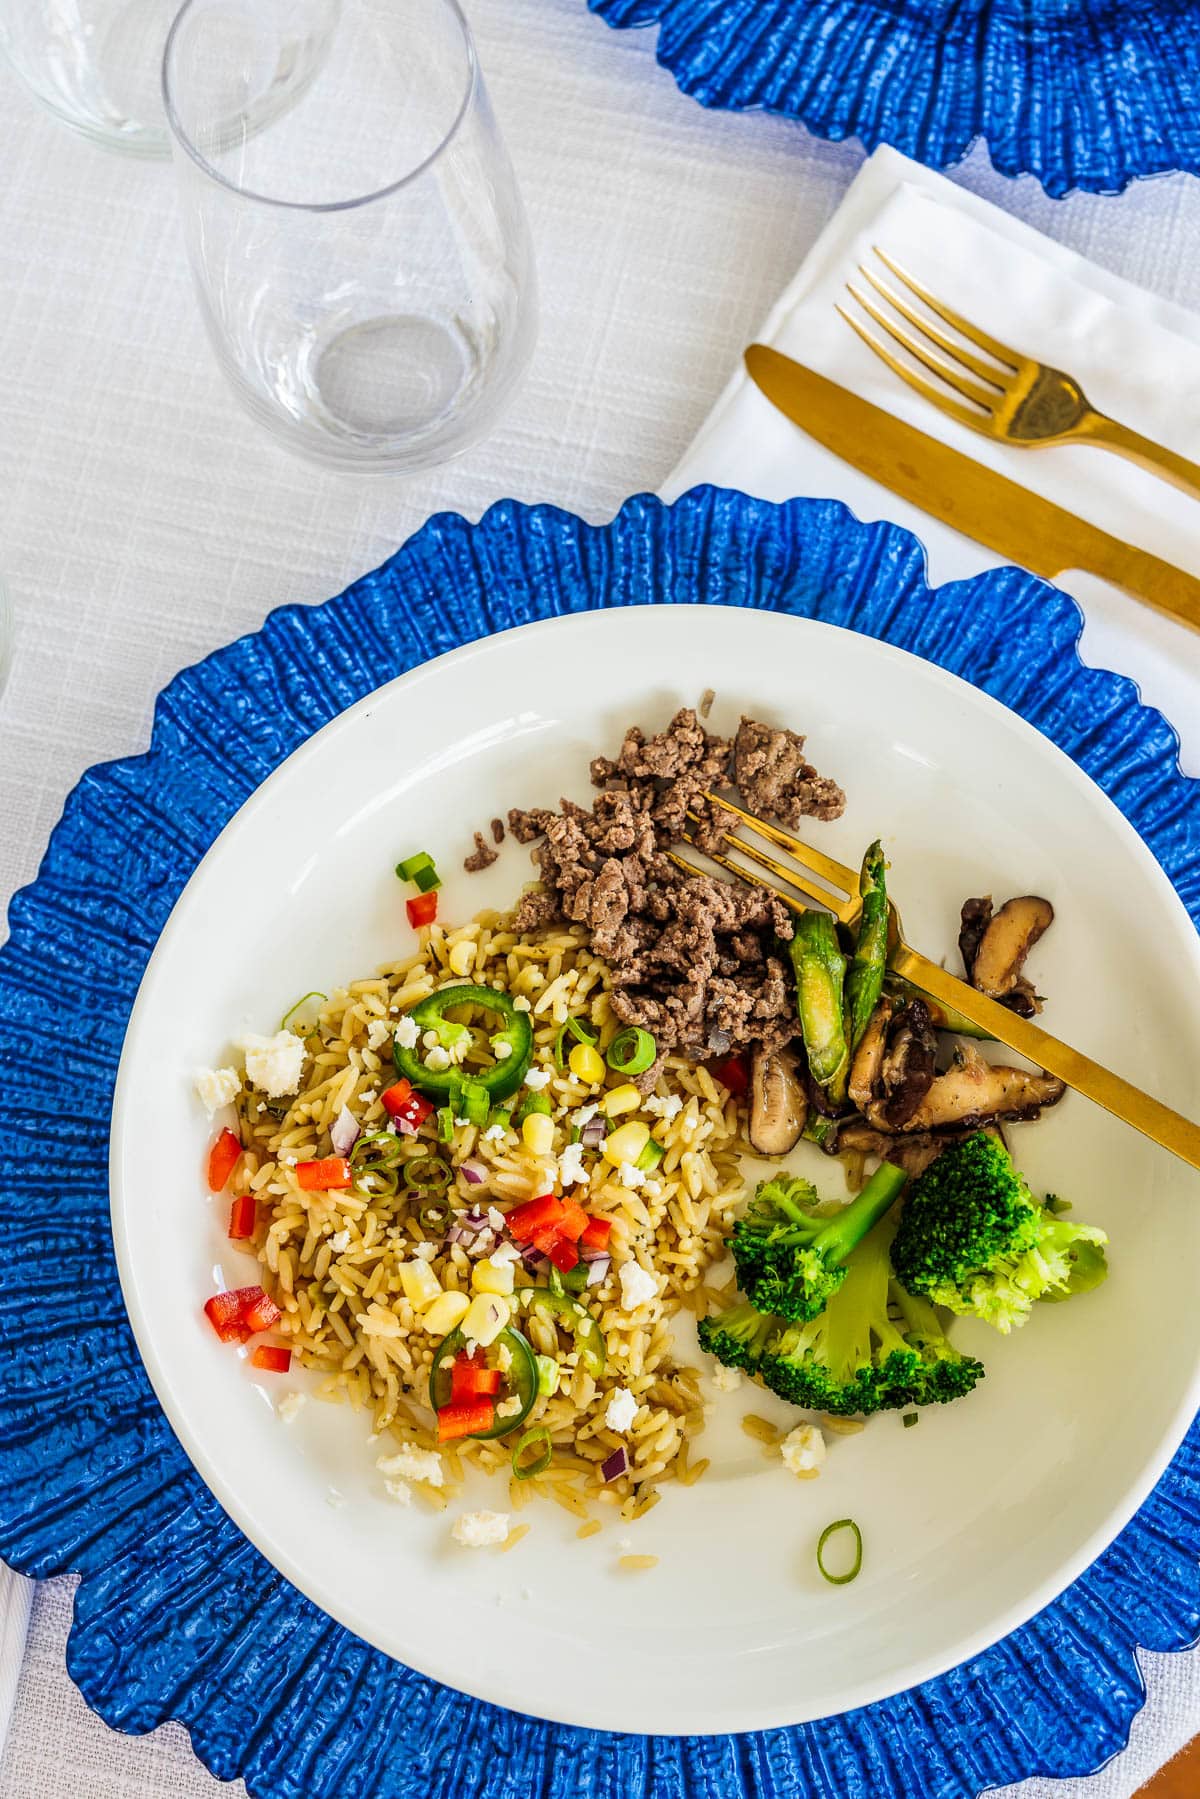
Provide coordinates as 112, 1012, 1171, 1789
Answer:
0, 1, 1198, 1792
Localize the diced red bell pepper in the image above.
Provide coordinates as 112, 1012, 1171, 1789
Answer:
450, 1353, 502, 1402
504, 1193, 565, 1242
228, 1193, 257, 1241
548, 1236, 580, 1273
406, 891, 439, 929
710, 1053, 750, 1096
295, 1156, 352, 1191
241, 1288, 282, 1333
204, 1290, 250, 1344
207, 1127, 242, 1193
580, 1214, 612, 1251
250, 1345, 292, 1374
437, 1397, 495, 1442
556, 1199, 589, 1242
381, 1078, 433, 1128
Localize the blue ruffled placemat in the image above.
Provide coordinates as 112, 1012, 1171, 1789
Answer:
0, 487, 1197, 1798
588, 0, 1200, 198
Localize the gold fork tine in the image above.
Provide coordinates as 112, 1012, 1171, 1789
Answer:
845, 281, 999, 414
700, 792, 859, 894
669, 844, 801, 915
872, 247, 1023, 373
680, 827, 858, 923
858, 265, 1009, 390
835, 305, 993, 435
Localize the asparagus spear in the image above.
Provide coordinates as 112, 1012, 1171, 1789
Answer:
846, 840, 889, 1053
788, 911, 849, 1107
883, 974, 995, 1041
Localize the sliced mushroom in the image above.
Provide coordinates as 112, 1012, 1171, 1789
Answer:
748, 1043, 807, 1155
876, 998, 938, 1128
836, 1120, 1007, 1178
848, 997, 892, 1114
960, 894, 1054, 1018
898, 1042, 1065, 1132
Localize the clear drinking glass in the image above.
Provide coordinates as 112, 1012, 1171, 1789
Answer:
0, 1, 177, 155
163, 0, 538, 473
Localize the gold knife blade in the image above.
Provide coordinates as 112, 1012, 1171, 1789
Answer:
745, 344, 1200, 634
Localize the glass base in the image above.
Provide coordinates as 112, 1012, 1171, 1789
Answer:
312, 316, 469, 438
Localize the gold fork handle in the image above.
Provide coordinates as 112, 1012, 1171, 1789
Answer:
1082, 411, 1200, 505
893, 945, 1200, 1172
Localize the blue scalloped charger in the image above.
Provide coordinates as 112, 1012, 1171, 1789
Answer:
0, 488, 1197, 1798
587, 0, 1200, 198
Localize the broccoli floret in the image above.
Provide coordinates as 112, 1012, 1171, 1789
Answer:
757, 1221, 984, 1415
891, 1132, 1108, 1334
696, 1298, 777, 1373
732, 1162, 908, 1322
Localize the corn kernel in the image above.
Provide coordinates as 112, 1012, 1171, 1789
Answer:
472, 1256, 515, 1297
448, 940, 475, 977
568, 1042, 606, 1085
603, 1120, 651, 1166
421, 1288, 471, 1338
601, 1083, 641, 1118
462, 1290, 511, 1347
399, 1259, 443, 1311
522, 1112, 555, 1157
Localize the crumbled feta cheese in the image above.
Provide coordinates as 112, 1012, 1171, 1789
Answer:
617, 1161, 647, 1191
366, 1020, 392, 1051
781, 1423, 827, 1477
194, 1066, 240, 1116
643, 1179, 662, 1197
360, 1089, 377, 1106
412, 1241, 438, 1262
618, 1260, 657, 1311
604, 1386, 638, 1432
491, 1240, 521, 1266
454, 1117, 470, 1128
487, 1207, 505, 1231
558, 1141, 588, 1186
495, 1340, 513, 1372
237, 1030, 307, 1098
512, 996, 532, 1012
645, 1093, 682, 1121
452, 1510, 510, 1548
483, 1123, 506, 1142
710, 1364, 742, 1392
329, 1229, 351, 1254
422, 1030, 439, 1049
496, 1395, 522, 1419
493, 1041, 513, 1060
277, 1392, 307, 1424
378, 1445, 444, 1487
424, 1046, 452, 1072
572, 1103, 599, 1128
384, 1478, 412, 1504
524, 1067, 552, 1090
394, 1015, 419, 1049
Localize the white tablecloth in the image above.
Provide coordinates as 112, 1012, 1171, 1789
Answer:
0, 1, 1198, 1792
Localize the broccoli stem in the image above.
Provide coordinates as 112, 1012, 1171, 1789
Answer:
846, 841, 889, 1053
789, 910, 850, 1106
811, 1161, 908, 1258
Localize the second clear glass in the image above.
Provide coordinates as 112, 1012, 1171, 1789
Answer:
163, 0, 538, 473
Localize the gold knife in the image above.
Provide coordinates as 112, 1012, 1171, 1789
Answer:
745, 345, 1200, 634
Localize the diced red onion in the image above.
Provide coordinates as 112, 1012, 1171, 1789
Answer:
461, 1210, 488, 1231
580, 1117, 607, 1148
459, 1159, 487, 1186
330, 1107, 360, 1157
601, 1446, 629, 1483
579, 1242, 608, 1263
522, 1247, 549, 1273
585, 1255, 611, 1287
445, 1224, 472, 1246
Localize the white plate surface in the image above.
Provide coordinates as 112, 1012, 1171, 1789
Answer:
111, 605, 1200, 1735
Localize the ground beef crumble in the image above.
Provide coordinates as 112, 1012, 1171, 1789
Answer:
463, 831, 499, 873
500, 705, 845, 1060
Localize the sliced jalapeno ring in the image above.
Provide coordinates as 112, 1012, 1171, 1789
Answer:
393, 984, 534, 1103
429, 1325, 539, 1440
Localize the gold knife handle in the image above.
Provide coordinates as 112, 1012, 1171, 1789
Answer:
1083, 411, 1200, 506
892, 946, 1200, 1172
1067, 532, 1200, 634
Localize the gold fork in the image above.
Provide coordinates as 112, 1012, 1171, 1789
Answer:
838, 248, 1200, 503
670, 794, 1200, 1173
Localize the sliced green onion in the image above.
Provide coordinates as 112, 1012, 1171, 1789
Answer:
553, 1015, 598, 1068
395, 851, 436, 882
816, 1518, 863, 1586
353, 1164, 399, 1198
534, 1354, 560, 1398
411, 862, 441, 894
350, 1130, 406, 1195
460, 1080, 490, 1128
606, 1027, 657, 1076
513, 1089, 552, 1125
547, 1264, 565, 1299
402, 1154, 451, 1194
418, 1198, 451, 1233
511, 1426, 553, 1480
902, 1412, 918, 1429
437, 1106, 456, 1144
280, 991, 326, 1034
487, 1105, 513, 1134
635, 1136, 665, 1173
351, 1131, 406, 1170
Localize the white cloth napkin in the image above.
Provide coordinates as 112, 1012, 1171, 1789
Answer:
664, 146, 1200, 775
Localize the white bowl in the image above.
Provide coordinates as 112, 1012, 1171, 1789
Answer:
110, 605, 1200, 1736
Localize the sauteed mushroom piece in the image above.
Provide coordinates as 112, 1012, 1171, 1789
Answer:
960, 895, 1054, 1018
747, 1043, 807, 1155
898, 1042, 1065, 1132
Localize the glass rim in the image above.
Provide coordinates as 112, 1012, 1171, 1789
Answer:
161, 0, 480, 214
